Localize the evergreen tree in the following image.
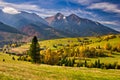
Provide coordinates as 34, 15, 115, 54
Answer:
29, 36, 40, 63
94, 60, 98, 68
97, 59, 101, 68
68, 59, 71, 66
85, 60, 87, 67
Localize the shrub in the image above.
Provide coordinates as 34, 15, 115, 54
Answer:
26, 56, 32, 62
103, 36, 109, 41
111, 46, 117, 51
53, 45, 57, 48
44, 49, 61, 65
103, 35, 116, 41
19, 56, 28, 61
104, 43, 112, 50
96, 49, 106, 57
96, 45, 101, 49
3, 59, 5, 62
116, 65, 120, 69
116, 44, 120, 52
77, 62, 84, 67
58, 44, 63, 46
12, 56, 15, 60
83, 38, 89, 40
108, 35, 116, 39
17, 56, 22, 61
87, 63, 94, 68
100, 63, 105, 69
77, 38, 82, 42
74, 64, 78, 67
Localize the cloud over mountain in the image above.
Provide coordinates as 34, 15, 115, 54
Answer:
0, 0, 119, 31
88, 2, 120, 14
2, 7, 21, 14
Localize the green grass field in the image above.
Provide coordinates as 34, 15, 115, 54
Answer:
1, 34, 120, 80
10, 35, 120, 64
0, 52, 120, 80
12, 34, 119, 48
11, 34, 120, 55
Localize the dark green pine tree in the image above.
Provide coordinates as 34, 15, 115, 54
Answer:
85, 60, 87, 67
29, 36, 40, 63
97, 59, 101, 68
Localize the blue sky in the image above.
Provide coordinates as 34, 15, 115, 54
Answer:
0, 0, 120, 31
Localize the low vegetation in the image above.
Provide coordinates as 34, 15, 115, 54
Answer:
0, 52, 120, 80
1, 34, 120, 79
2, 34, 120, 69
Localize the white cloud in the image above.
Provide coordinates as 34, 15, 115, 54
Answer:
74, 0, 91, 5
0, 0, 119, 31
99, 21, 119, 26
72, 0, 100, 5
0, 0, 40, 11
0, 0, 96, 18
0, 0, 60, 17
36, 8, 96, 18
97, 20, 120, 32
88, 2, 120, 14
2, 7, 21, 14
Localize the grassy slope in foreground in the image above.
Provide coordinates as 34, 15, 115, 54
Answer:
0, 52, 120, 80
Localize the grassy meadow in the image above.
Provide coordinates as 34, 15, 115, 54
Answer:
11, 34, 120, 64
0, 52, 120, 80
11, 34, 120, 52
1, 34, 120, 80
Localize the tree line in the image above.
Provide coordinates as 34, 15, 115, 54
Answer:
17, 36, 120, 69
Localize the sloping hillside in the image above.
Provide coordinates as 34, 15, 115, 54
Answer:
0, 22, 27, 47
0, 52, 120, 80
0, 22, 20, 34
21, 23, 75, 39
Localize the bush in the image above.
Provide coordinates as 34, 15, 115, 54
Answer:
26, 56, 32, 62
74, 64, 78, 67
96, 49, 106, 57
3, 59, 5, 62
116, 65, 120, 69
104, 62, 117, 69
17, 56, 22, 61
12, 56, 15, 60
111, 46, 117, 51
100, 63, 105, 69
87, 63, 94, 68
58, 44, 63, 46
116, 44, 120, 52
53, 44, 57, 48
103, 35, 116, 41
104, 43, 112, 50
83, 38, 89, 40
108, 35, 116, 39
96, 45, 101, 49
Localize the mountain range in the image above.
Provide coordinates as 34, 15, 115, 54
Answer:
0, 10, 48, 28
0, 22, 27, 47
46, 13, 119, 36
0, 9, 119, 41
0, 22, 25, 40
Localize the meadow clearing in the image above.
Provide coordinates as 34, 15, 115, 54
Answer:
1, 34, 120, 80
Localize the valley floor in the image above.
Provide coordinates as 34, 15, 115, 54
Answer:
0, 52, 120, 80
